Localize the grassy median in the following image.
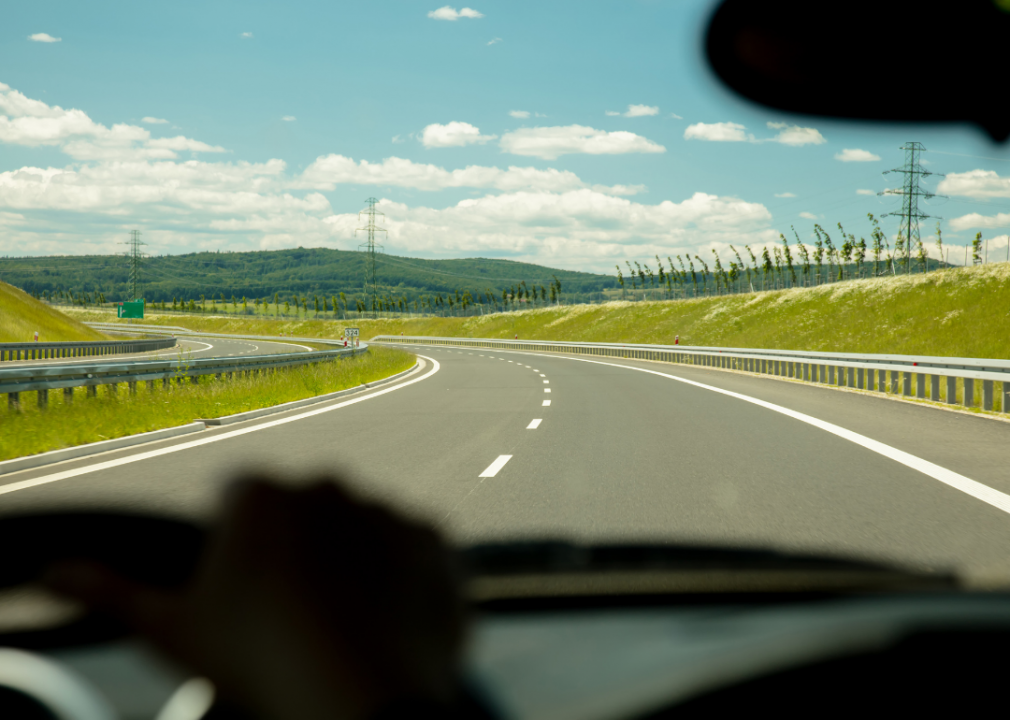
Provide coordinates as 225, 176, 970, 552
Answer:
64, 262, 1010, 359
0, 346, 414, 462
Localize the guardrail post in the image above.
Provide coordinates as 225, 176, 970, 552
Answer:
846, 367, 854, 387
902, 372, 911, 396
1003, 382, 1010, 413
890, 371, 899, 394
87, 385, 97, 397
930, 375, 940, 401
8, 392, 19, 409
129, 381, 137, 394
946, 376, 957, 404
37, 389, 48, 408
984, 380, 993, 411
857, 367, 864, 389
190, 375, 200, 385
916, 373, 925, 399
964, 378, 975, 408
828, 365, 835, 385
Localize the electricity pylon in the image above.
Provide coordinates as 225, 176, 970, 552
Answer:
878, 142, 944, 273
355, 198, 386, 317
121, 229, 146, 300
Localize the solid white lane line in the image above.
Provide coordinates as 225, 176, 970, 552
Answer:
542, 353, 1010, 518
479, 455, 513, 478
527, 419, 542, 429
0, 356, 442, 497
543, 400, 551, 406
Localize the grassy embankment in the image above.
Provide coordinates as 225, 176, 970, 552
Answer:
65, 263, 1010, 359
62, 264, 1010, 413
1, 281, 107, 343
0, 346, 415, 462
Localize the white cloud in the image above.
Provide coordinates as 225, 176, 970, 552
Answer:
142, 117, 169, 125
799, 211, 819, 220
684, 122, 749, 142
319, 190, 774, 268
298, 154, 642, 195
28, 33, 61, 43
766, 122, 825, 146
856, 188, 876, 195
0, 81, 777, 269
835, 148, 881, 162
685, 121, 824, 145
428, 6, 483, 20
509, 110, 530, 119
421, 121, 496, 148
774, 192, 796, 198
0, 82, 224, 161
499, 125, 665, 160
487, 37, 502, 45
938, 169, 1010, 199
606, 105, 660, 118
240, 32, 253, 38
949, 212, 1010, 231
625, 104, 659, 117
670, 113, 683, 120
391, 134, 405, 144
282, 116, 296, 122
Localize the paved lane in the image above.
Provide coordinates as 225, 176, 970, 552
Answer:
3, 343, 1010, 580
1, 335, 314, 368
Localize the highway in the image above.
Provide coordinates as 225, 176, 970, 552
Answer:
2, 334, 316, 368
2, 341, 1010, 580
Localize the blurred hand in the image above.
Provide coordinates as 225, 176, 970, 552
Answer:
45, 477, 467, 720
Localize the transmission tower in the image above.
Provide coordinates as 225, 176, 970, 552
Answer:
121, 229, 146, 300
355, 198, 386, 316
878, 142, 945, 273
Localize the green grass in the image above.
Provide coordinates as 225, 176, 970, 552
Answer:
0, 346, 415, 462
1, 281, 108, 343
64, 263, 1010, 359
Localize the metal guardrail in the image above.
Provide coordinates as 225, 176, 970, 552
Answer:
2, 342, 367, 409
0, 337, 176, 362
374, 335, 1010, 413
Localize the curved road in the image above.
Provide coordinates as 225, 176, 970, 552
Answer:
2, 335, 315, 367
2, 341, 1010, 579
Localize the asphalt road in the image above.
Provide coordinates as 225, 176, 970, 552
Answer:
2, 334, 315, 368
3, 342, 1010, 579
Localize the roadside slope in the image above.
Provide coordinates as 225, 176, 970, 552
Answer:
63, 263, 1010, 358
0, 281, 108, 343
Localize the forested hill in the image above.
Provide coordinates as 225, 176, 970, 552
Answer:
0, 248, 616, 303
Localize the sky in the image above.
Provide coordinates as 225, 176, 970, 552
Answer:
3, 0, 1010, 274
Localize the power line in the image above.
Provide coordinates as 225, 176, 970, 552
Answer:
355, 197, 386, 316
879, 143, 946, 273
121, 229, 146, 300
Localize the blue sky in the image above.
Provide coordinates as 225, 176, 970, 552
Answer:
3, 0, 1010, 273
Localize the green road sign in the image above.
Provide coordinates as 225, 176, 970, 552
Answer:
118, 300, 145, 319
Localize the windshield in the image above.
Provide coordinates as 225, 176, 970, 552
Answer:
2, 0, 1010, 585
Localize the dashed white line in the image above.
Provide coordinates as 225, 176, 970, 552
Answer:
527, 419, 542, 429
479, 455, 513, 478
543, 380, 549, 384
544, 388, 551, 393
539, 374, 545, 377
543, 400, 551, 406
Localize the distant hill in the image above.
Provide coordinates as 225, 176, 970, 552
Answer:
0, 248, 617, 304
0, 280, 107, 343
